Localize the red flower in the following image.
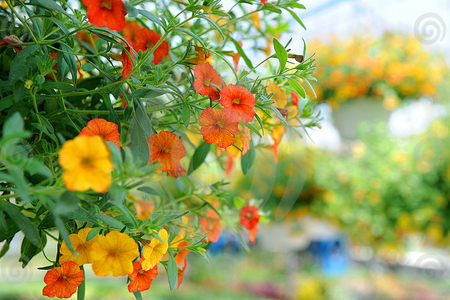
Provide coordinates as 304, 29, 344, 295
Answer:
199, 107, 239, 148
166, 165, 187, 178
121, 47, 134, 80
79, 118, 121, 149
175, 241, 190, 266
133, 28, 169, 65
194, 63, 222, 101
199, 208, 222, 243
122, 21, 143, 45
220, 84, 256, 123
82, 0, 127, 31
240, 205, 261, 243
42, 261, 84, 299
128, 260, 158, 293
177, 259, 188, 289
290, 92, 299, 107
147, 131, 186, 172
0, 35, 25, 53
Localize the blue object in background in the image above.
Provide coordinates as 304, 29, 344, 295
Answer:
309, 237, 349, 275
208, 231, 241, 255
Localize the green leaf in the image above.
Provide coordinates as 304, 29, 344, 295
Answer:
114, 203, 138, 228
273, 38, 287, 72
49, 17, 70, 39
241, 122, 262, 138
9, 45, 38, 84
264, 3, 282, 13
54, 216, 75, 253
200, 16, 225, 39
227, 35, 254, 70
124, 1, 138, 17
77, 266, 85, 300
269, 104, 290, 126
1, 201, 39, 247
95, 214, 126, 230
34, 0, 70, 17
254, 113, 265, 136
63, 207, 99, 225
287, 78, 306, 98
241, 140, 255, 175
182, 102, 190, 127
137, 186, 160, 196
130, 116, 150, 166
286, 8, 306, 30
138, 9, 164, 28
37, 114, 54, 134
86, 227, 101, 241
187, 142, 210, 175
234, 197, 245, 210
42, 82, 78, 91
2, 112, 24, 138
177, 28, 205, 47
0, 238, 11, 259
167, 251, 177, 291
131, 88, 168, 98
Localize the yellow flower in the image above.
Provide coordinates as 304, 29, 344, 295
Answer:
267, 83, 287, 108
59, 228, 98, 265
25, 80, 33, 89
90, 231, 139, 277
142, 229, 169, 271
58, 135, 114, 193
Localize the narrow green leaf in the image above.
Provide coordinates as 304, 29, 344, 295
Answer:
130, 117, 150, 166
287, 78, 306, 98
9, 45, 39, 84
241, 121, 262, 138
137, 186, 160, 196
3, 112, 24, 137
254, 113, 265, 136
241, 140, 255, 175
77, 266, 85, 300
167, 251, 177, 290
138, 9, 164, 28
269, 104, 290, 126
273, 38, 287, 72
177, 28, 205, 47
187, 142, 210, 175
133, 291, 143, 300
2, 202, 39, 247
86, 227, 101, 241
227, 35, 254, 69
95, 214, 126, 230
34, 0, 69, 17
200, 16, 225, 39
182, 102, 190, 127
54, 216, 75, 253
286, 8, 306, 30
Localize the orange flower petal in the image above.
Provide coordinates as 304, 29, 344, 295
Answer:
82, 0, 127, 31
175, 241, 190, 266
177, 259, 188, 289
220, 84, 256, 123
166, 165, 187, 178
240, 205, 260, 244
121, 21, 143, 45
128, 260, 158, 293
79, 118, 121, 149
147, 131, 186, 172
199, 208, 222, 243
199, 107, 239, 148
42, 261, 84, 299
194, 63, 222, 101
121, 47, 134, 80
133, 28, 169, 65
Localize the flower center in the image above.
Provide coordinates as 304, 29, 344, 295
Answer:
109, 250, 120, 257
100, 0, 112, 10
160, 146, 169, 153
246, 212, 252, 218
138, 269, 145, 274
62, 275, 67, 280
203, 78, 211, 86
232, 98, 241, 105
81, 157, 94, 168
215, 120, 224, 128
146, 42, 154, 49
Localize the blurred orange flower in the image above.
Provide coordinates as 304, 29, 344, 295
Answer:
82, 0, 126, 31
58, 135, 114, 193
199, 107, 239, 148
194, 63, 222, 101
220, 84, 256, 123
240, 205, 261, 243
142, 229, 169, 270
177, 259, 188, 289
76, 31, 97, 50
195, 46, 210, 64
133, 28, 169, 65
166, 165, 187, 178
128, 259, 158, 293
267, 83, 287, 108
122, 21, 143, 45
147, 131, 186, 172
42, 261, 84, 299
79, 118, 120, 149
90, 231, 139, 277
199, 208, 222, 242
175, 241, 190, 266
59, 228, 98, 266
271, 125, 285, 163
121, 47, 134, 80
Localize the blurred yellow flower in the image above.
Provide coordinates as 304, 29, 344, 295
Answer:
382, 95, 400, 111
59, 228, 98, 265
90, 231, 139, 277
368, 192, 381, 205
142, 229, 169, 271
352, 141, 367, 158
58, 135, 114, 193
323, 191, 336, 204
267, 83, 287, 108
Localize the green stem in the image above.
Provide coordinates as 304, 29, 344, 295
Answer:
77, 266, 85, 300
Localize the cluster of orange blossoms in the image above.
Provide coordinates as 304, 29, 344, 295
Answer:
42, 228, 189, 298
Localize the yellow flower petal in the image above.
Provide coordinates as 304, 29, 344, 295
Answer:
142, 229, 169, 270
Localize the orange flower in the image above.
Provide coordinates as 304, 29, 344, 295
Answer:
127, 194, 155, 220
82, 0, 127, 31
199, 107, 239, 148
166, 165, 187, 178
76, 31, 98, 50
220, 84, 256, 123
290, 91, 299, 106
147, 131, 186, 172
122, 21, 143, 45
0, 35, 25, 53
195, 46, 210, 64
128, 260, 158, 293
271, 125, 285, 163
58, 135, 114, 193
79, 118, 120, 149
175, 241, 190, 266
194, 63, 222, 101
177, 259, 188, 289
42, 261, 84, 299
225, 41, 242, 71
121, 47, 134, 80
59, 228, 98, 266
199, 208, 222, 243
90, 231, 139, 277
234, 127, 251, 155
225, 154, 235, 176
240, 205, 260, 243
133, 28, 169, 65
